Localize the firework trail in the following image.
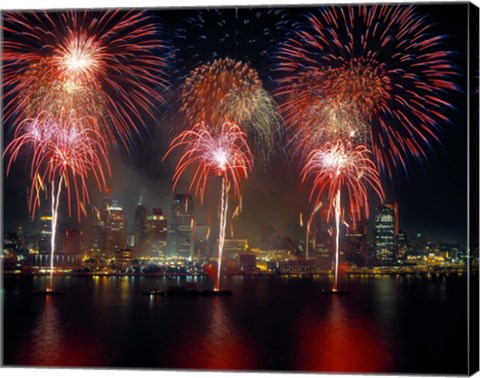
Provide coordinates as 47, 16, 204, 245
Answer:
4, 111, 110, 289
181, 58, 279, 161
165, 121, 253, 290
3, 10, 169, 148
302, 140, 384, 291
278, 4, 458, 175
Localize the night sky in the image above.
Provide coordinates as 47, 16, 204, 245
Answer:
2, 2, 473, 245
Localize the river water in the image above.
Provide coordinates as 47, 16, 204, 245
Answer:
2, 274, 469, 374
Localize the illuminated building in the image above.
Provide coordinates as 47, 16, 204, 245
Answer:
374, 202, 398, 262
144, 208, 168, 257
194, 224, 210, 259
30, 253, 82, 269
410, 233, 427, 256
103, 201, 127, 258
84, 222, 104, 258
313, 207, 333, 268
267, 259, 318, 273
114, 248, 133, 271
218, 238, 248, 259
38, 215, 52, 254
345, 220, 368, 265
169, 194, 194, 259
397, 231, 408, 260
135, 197, 147, 252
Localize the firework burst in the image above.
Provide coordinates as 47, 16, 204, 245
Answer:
4, 110, 111, 221
278, 4, 458, 175
166, 120, 253, 203
3, 10, 169, 148
302, 140, 383, 223
181, 58, 279, 161
165, 121, 253, 290
302, 140, 384, 291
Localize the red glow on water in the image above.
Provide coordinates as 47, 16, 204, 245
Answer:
166, 299, 259, 370
295, 297, 394, 373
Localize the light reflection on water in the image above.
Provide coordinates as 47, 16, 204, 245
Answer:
31, 297, 64, 366
3, 274, 468, 373
295, 295, 393, 373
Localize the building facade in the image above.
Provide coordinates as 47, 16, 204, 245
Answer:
374, 203, 398, 262
169, 194, 194, 259
135, 200, 147, 253
103, 201, 127, 258
38, 215, 52, 254
144, 208, 168, 258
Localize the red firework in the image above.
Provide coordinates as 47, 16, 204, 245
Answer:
181, 58, 279, 161
165, 120, 252, 290
278, 5, 458, 175
301, 139, 384, 227
4, 110, 111, 221
3, 10, 168, 148
165, 121, 253, 203
302, 139, 384, 291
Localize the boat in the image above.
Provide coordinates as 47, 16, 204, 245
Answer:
163, 286, 233, 297
143, 288, 166, 296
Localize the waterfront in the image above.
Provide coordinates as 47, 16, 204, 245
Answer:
3, 274, 469, 374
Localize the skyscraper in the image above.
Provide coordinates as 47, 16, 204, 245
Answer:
313, 207, 333, 268
345, 221, 368, 265
84, 222, 104, 258
144, 208, 168, 258
169, 194, 194, 259
194, 224, 210, 259
397, 231, 408, 260
374, 203, 398, 262
135, 197, 147, 253
103, 201, 127, 258
38, 215, 52, 254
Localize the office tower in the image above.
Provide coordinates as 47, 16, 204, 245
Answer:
194, 224, 210, 259
410, 233, 427, 256
135, 197, 147, 253
345, 221, 368, 265
218, 238, 248, 259
374, 202, 398, 262
115, 248, 133, 271
144, 208, 168, 258
104, 201, 127, 258
397, 231, 408, 260
84, 222, 104, 258
314, 207, 333, 268
169, 194, 194, 259
38, 215, 52, 254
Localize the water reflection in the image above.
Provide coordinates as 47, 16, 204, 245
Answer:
201, 298, 256, 369
295, 296, 393, 373
31, 297, 64, 365
4, 275, 466, 372
167, 298, 258, 370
